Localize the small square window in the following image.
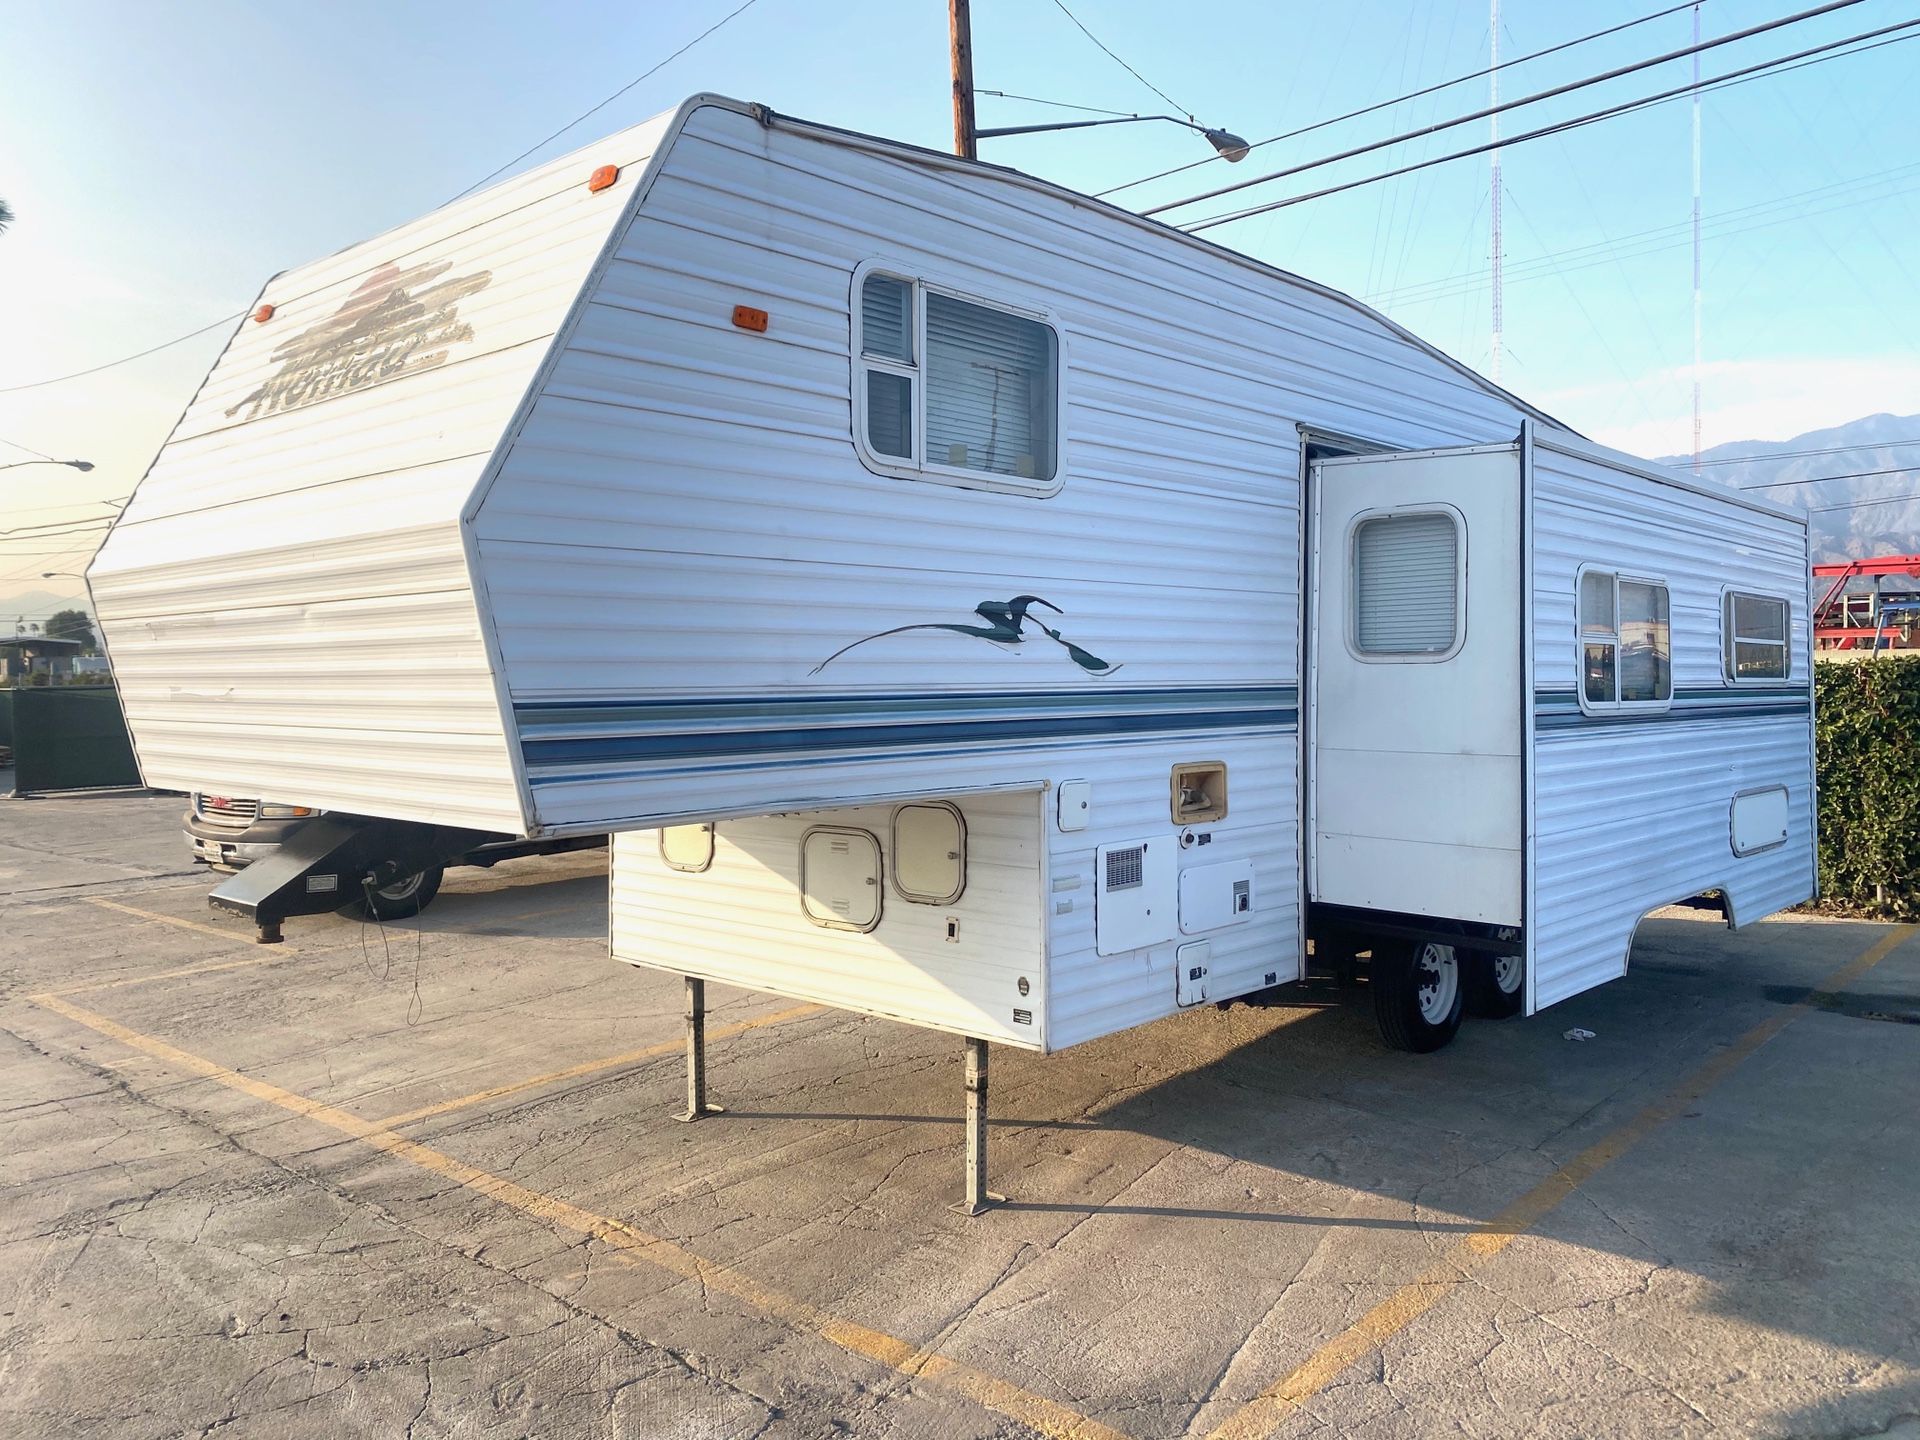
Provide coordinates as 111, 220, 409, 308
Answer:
1579, 569, 1671, 709
1724, 592, 1790, 681
1351, 510, 1462, 658
860, 274, 913, 362
865, 370, 913, 459
892, 802, 966, 905
660, 823, 714, 873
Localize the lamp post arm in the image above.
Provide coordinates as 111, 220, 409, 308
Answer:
974, 114, 1189, 140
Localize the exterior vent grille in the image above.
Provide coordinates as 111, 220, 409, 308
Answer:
1105, 845, 1145, 891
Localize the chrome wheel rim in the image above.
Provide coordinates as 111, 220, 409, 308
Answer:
1416, 943, 1459, 1025
1492, 954, 1523, 995
375, 871, 424, 902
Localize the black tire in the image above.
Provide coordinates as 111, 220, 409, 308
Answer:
1370, 937, 1465, 1053
1463, 951, 1525, 1019
336, 864, 444, 921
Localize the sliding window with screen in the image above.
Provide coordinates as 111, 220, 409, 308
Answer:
1578, 567, 1672, 711
853, 267, 1061, 495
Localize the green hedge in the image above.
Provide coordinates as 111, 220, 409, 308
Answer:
1816, 655, 1920, 915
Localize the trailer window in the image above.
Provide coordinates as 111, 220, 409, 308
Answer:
1349, 508, 1463, 659
854, 268, 1060, 493
659, 823, 714, 873
1579, 569, 1671, 709
1724, 592, 1790, 681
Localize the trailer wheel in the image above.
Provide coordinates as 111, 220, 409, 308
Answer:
337, 864, 444, 921
1464, 952, 1525, 1018
1371, 939, 1464, 1052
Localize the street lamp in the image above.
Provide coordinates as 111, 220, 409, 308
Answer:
975, 114, 1251, 162
0, 458, 93, 472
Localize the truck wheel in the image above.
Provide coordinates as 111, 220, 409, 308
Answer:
337, 864, 444, 921
1464, 952, 1525, 1018
1371, 938, 1464, 1053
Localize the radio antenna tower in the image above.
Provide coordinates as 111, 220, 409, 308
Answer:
1489, 0, 1504, 385
1691, 2, 1704, 471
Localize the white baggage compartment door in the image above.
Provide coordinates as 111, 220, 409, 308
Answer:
1309, 445, 1523, 925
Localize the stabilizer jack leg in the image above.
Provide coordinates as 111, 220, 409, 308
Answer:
950, 1036, 1006, 1216
674, 976, 725, 1122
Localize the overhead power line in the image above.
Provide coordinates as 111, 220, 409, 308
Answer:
1741, 463, 1920, 490
1809, 484, 1920, 514
0, 312, 242, 394
0, 434, 58, 461
446, 0, 766, 203
1047, 0, 1194, 119
1147, 0, 1868, 220
977, 90, 1139, 119
1700, 435, 1920, 468
1099, 0, 1709, 200
4, 2, 769, 397
1366, 161, 1920, 309
0, 516, 115, 539
1179, 20, 1919, 233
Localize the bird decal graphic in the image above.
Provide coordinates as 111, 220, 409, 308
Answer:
811, 595, 1121, 676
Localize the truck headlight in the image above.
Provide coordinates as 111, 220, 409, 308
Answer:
258, 804, 319, 819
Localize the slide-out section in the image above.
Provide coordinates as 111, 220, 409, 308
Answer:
1527, 436, 1815, 1009
611, 790, 1049, 1048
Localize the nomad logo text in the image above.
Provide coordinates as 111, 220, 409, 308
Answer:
227, 260, 492, 420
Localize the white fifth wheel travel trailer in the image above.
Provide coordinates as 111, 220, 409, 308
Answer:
91, 96, 1814, 1209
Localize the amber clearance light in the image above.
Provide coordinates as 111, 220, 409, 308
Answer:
587, 164, 620, 193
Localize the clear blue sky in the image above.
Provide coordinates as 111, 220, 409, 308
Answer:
4, 0, 1916, 611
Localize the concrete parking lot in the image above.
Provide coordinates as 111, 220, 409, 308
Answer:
3, 788, 1918, 1439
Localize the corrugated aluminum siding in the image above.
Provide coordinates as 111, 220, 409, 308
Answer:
89, 116, 671, 832
1529, 438, 1815, 1010
475, 100, 1532, 834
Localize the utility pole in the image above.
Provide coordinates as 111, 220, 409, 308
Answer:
1489, 0, 1503, 386
950, 0, 978, 160
1691, 1, 1703, 472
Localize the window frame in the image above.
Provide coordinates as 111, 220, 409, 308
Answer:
1575, 564, 1674, 714
798, 825, 884, 934
658, 822, 715, 874
1720, 587, 1792, 684
890, 801, 968, 905
850, 260, 1066, 498
1342, 502, 1469, 665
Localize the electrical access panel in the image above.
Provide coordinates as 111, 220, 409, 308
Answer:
1094, 836, 1177, 955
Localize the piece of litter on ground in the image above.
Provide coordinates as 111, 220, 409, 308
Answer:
1563, 1027, 1597, 1042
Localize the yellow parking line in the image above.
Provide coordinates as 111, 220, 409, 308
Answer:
24, 991, 1126, 1440
85, 897, 290, 949
372, 1002, 827, 1128
53, 901, 578, 998
1201, 922, 1918, 1440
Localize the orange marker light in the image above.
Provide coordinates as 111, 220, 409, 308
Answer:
252, 303, 275, 323
587, 164, 620, 193
732, 305, 769, 333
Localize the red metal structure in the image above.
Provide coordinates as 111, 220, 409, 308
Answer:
1813, 555, 1920, 650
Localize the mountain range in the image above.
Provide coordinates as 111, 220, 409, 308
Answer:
1658, 410, 1920, 566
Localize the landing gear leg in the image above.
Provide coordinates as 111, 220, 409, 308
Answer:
674, 976, 725, 1122
950, 1036, 1006, 1216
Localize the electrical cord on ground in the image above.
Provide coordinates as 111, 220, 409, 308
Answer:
358, 873, 426, 1027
